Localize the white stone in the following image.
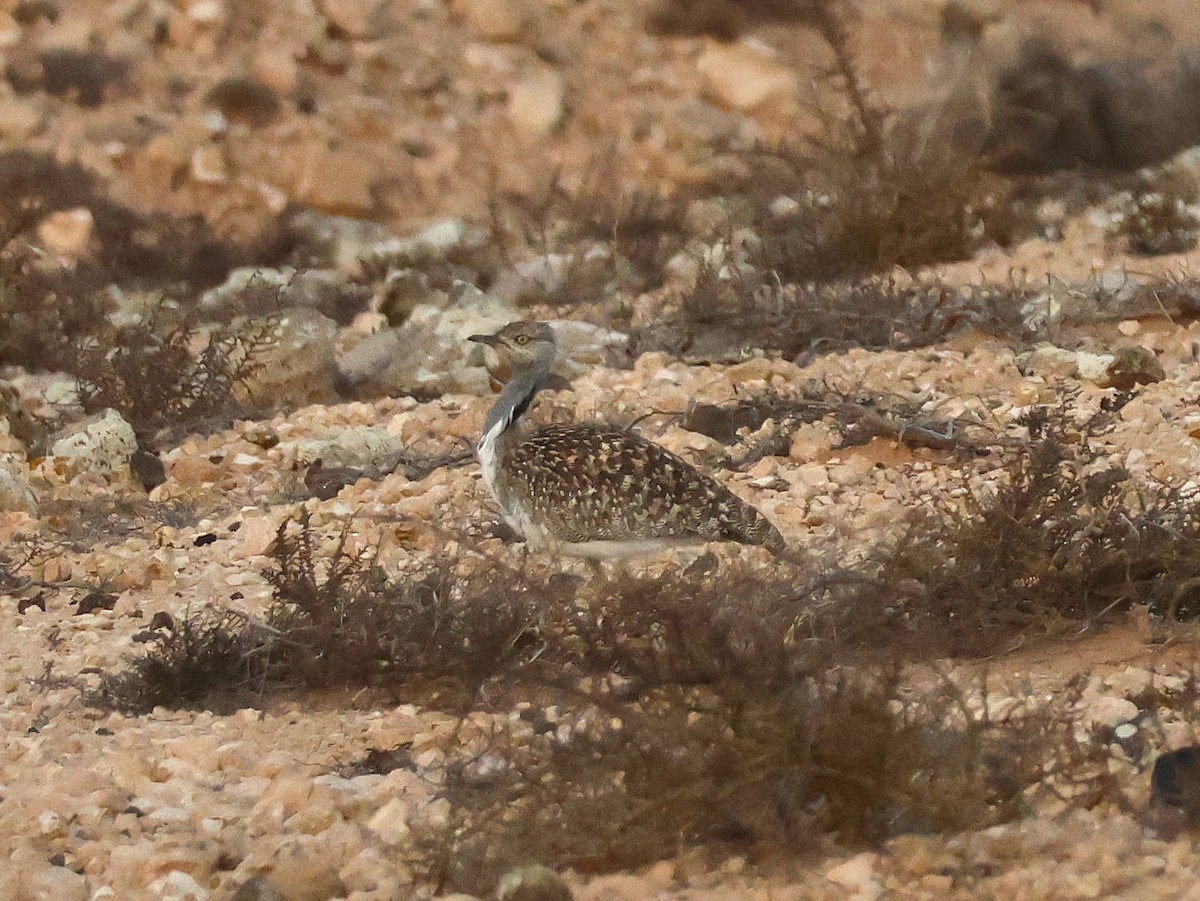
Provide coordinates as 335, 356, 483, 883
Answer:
187, 0, 225, 24
825, 852, 883, 901
508, 66, 565, 135
51, 409, 137, 476
24, 864, 88, 901
698, 41, 797, 111
149, 870, 209, 901
1083, 694, 1138, 728
365, 797, 411, 845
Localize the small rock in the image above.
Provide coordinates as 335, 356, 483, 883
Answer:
131, 449, 167, 491
51, 409, 137, 476
1083, 694, 1138, 728
233, 308, 340, 411
253, 45, 299, 94
264, 837, 347, 901
337, 846, 408, 895
187, 0, 225, 25
296, 149, 378, 216
148, 870, 209, 901
200, 266, 363, 323
292, 426, 406, 471
37, 207, 93, 259
285, 209, 397, 274
1152, 746, 1200, 818
335, 329, 407, 396
0, 96, 43, 138
336, 289, 517, 397
1098, 346, 1166, 390
1117, 319, 1141, 336
302, 459, 367, 500
491, 246, 614, 304
365, 797, 411, 846
544, 319, 627, 377
458, 0, 532, 40
361, 218, 489, 273
0, 453, 36, 511
824, 852, 883, 901
698, 40, 796, 111
508, 66, 565, 136
496, 865, 572, 901
206, 77, 280, 127
321, 0, 382, 38
231, 876, 287, 901
379, 269, 437, 326
190, 145, 227, 183
23, 864, 89, 901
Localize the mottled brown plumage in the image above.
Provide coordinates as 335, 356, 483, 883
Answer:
469, 321, 786, 558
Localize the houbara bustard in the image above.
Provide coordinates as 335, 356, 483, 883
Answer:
469, 320, 786, 559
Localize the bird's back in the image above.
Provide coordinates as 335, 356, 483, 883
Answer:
493, 423, 786, 554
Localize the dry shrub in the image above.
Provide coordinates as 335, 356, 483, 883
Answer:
816, 397, 1200, 658
487, 158, 693, 309
0, 236, 111, 371
90, 609, 268, 715
0, 533, 46, 597
682, 385, 1002, 474
262, 511, 545, 690
70, 301, 282, 444
0, 151, 252, 290
638, 266, 1032, 361
700, 3, 1037, 287
411, 672, 1103, 894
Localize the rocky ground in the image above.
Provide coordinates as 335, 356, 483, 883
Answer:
5, 1, 1200, 899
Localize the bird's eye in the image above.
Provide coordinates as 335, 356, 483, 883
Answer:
515, 334, 529, 345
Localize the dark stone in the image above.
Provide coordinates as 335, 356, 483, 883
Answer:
131, 448, 166, 491
205, 78, 281, 127
76, 591, 117, 615
17, 593, 46, 614
1151, 746, 1200, 819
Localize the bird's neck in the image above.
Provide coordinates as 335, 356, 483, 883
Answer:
478, 367, 545, 488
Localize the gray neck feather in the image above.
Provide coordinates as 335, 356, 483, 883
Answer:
482, 363, 548, 440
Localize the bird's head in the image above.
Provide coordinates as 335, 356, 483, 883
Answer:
468, 320, 558, 377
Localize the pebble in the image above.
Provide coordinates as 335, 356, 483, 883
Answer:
508, 66, 566, 136
296, 149, 379, 216
365, 797, 411, 846
697, 41, 797, 111
322, 0, 381, 37
24, 863, 90, 901
50, 409, 137, 477
0, 96, 43, 138
148, 870, 210, 901
825, 852, 883, 901
458, 0, 532, 40
36, 207, 94, 259
1081, 693, 1139, 728
496, 865, 572, 901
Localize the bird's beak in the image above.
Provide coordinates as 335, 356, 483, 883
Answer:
468, 333, 496, 346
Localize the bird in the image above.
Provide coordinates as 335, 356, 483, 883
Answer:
467, 320, 786, 559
